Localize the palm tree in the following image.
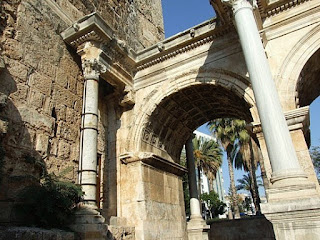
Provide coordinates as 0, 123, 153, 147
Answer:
236, 173, 263, 214
192, 137, 223, 198
233, 133, 263, 214
208, 118, 249, 219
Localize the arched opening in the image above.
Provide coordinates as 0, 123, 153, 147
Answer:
141, 83, 253, 163
296, 47, 320, 179
296, 48, 320, 108
137, 79, 267, 221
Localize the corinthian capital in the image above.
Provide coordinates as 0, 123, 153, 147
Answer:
222, 0, 256, 13
82, 59, 106, 80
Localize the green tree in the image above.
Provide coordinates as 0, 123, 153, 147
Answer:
310, 145, 320, 183
193, 137, 223, 196
236, 173, 263, 214
208, 118, 249, 219
233, 135, 262, 214
201, 190, 226, 219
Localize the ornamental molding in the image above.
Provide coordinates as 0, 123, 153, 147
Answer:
61, 13, 136, 87
136, 26, 233, 71
264, 0, 310, 17
119, 152, 187, 176
253, 106, 310, 134
82, 59, 107, 79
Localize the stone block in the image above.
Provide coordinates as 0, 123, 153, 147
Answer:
56, 104, 66, 121
10, 83, 29, 103
38, 61, 57, 79
58, 140, 70, 159
66, 107, 76, 124
76, 81, 84, 96
56, 68, 69, 88
3, 39, 23, 60
68, 76, 77, 93
6, 58, 29, 81
35, 133, 49, 155
28, 88, 44, 109
17, 106, 54, 132
53, 85, 77, 108
28, 72, 52, 95
50, 138, 59, 156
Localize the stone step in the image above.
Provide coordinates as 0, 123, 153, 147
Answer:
70, 223, 108, 240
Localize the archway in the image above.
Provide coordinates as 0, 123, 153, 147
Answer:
132, 69, 258, 163
296, 46, 320, 181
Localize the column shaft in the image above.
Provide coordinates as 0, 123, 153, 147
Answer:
231, 0, 305, 183
79, 73, 99, 208
185, 136, 202, 219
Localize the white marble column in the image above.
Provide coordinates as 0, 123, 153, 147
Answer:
185, 135, 202, 220
224, 0, 307, 186
79, 59, 105, 208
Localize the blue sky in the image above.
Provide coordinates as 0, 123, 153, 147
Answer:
161, 0, 320, 196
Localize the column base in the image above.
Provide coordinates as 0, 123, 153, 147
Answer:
267, 171, 318, 202
69, 206, 107, 240
187, 217, 209, 240
261, 198, 320, 240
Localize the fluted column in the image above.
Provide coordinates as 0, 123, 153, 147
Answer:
185, 135, 202, 220
224, 0, 307, 186
79, 59, 105, 208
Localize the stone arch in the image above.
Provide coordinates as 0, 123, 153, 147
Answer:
130, 68, 258, 162
277, 23, 320, 110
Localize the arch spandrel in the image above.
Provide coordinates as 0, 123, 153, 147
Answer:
276, 23, 320, 111
128, 68, 258, 163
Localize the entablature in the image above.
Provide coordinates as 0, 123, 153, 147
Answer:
61, 13, 135, 89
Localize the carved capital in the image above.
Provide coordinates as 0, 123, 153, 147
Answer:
82, 59, 106, 80
222, 0, 256, 13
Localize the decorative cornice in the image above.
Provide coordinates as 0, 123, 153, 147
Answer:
136, 26, 232, 71
70, 30, 104, 47
265, 0, 310, 17
61, 13, 113, 48
120, 152, 187, 176
253, 106, 310, 134
61, 13, 136, 87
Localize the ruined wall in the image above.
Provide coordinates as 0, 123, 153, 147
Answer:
0, 0, 164, 224
0, 0, 83, 223
56, 0, 164, 51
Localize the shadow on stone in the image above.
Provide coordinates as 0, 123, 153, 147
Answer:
208, 215, 276, 240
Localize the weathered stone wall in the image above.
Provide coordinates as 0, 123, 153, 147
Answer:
55, 0, 164, 51
0, 0, 83, 223
0, 0, 164, 224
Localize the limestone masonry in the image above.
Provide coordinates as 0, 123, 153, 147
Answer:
1, 0, 320, 239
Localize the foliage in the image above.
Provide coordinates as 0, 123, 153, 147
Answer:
201, 190, 226, 219
15, 173, 83, 229
208, 118, 250, 219
193, 138, 223, 182
236, 174, 263, 193
310, 145, 320, 180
